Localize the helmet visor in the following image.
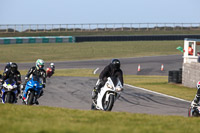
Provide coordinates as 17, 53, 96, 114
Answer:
38, 65, 44, 69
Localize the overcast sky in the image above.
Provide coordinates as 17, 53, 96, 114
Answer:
1, 0, 200, 24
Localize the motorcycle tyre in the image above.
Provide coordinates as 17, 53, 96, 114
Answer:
5, 92, 14, 103
103, 94, 114, 111
91, 102, 97, 110
27, 91, 34, 105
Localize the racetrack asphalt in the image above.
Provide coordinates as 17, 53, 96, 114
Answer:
2, 55, 190, 116
0, 54, 183, 75
39, 76, 190, 116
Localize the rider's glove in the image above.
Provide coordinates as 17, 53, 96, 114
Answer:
25, 77, 28, 81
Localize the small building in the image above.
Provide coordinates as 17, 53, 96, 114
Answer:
183, 38, 200, 88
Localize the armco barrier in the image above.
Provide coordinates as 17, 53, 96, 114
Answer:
0, 36, 75, 44
75, 35, 200, 42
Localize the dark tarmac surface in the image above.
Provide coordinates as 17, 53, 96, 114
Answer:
37, 76, 189, 116
2, 55, 190, 116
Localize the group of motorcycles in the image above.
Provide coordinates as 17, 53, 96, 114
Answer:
2, 68, 199, 115
0, 72, 123, 112
0, 76, 44, 105
0, 66, 54, 106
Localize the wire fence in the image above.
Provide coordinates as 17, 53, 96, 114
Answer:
0, 23, 200, 33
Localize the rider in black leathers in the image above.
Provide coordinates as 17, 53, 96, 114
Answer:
92, 59, 124, 99
1, 63, 21, 95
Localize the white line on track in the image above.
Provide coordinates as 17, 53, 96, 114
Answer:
125, 83, 191, 103
93, 67, 99, 74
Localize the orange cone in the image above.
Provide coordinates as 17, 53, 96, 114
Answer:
161, 64, 164, 71
138, 64, 141, 72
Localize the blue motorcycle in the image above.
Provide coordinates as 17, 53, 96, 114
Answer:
21, 76, 43, 105
1, 78, 18, 104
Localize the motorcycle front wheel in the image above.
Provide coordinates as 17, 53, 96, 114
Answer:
5, 92, 14, 103
27, 91, 35, 105
102, 94, 115, 111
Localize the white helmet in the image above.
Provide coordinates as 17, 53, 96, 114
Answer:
50, 63, 55, 69
197, 81, 200, 89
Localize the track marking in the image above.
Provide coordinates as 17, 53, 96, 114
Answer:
93, 67, 99, 74
124, 84, 191, 103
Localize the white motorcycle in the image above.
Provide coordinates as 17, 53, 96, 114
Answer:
91, 77, 123, 111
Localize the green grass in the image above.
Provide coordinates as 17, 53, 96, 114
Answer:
0, 104, 200, 133
0, 41, 183, 63
124, 75, 196, 101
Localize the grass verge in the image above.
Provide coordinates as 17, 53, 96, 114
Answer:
0, 41, 183, 63
124, 75, 195, 101
0, 104, 200, 133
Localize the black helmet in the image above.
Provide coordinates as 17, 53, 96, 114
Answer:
10, 63, 18, 72
111, 59, 120, 69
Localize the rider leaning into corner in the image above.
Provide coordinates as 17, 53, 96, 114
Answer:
92, 59, 124, 99
21, 59, 46, 103
191, 81, 200, 106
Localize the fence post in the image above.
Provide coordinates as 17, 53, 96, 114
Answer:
21, 24, 23, 32
44, 24, 46, 32
14, 25, 16, 33
96, 24, 98, 31
73, 24, 75, 32
138, 23, 140, 31
130, 23, 132, 31
66, 24, 68, 32
181, 23, 183, 31
29, 24, 31, 32
36, 24, 38, 32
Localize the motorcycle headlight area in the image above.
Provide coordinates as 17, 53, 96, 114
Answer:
106, 83, 113, 89
5, 85, 14, 90
116, 86, 123, 92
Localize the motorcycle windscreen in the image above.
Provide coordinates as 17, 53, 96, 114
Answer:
110, 77, 119, 87
5, 78, 16, 86
32, 75, 42, 83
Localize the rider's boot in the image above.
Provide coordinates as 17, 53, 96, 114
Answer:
39, 90, 44, 98
92, 85, 101, 100
35, 99, 39, 105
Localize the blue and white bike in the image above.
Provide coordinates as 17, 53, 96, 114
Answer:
21, 76, 43, 105
1, 78, 18, 104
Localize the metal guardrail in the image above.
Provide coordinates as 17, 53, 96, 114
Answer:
0, 23, 200, 33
